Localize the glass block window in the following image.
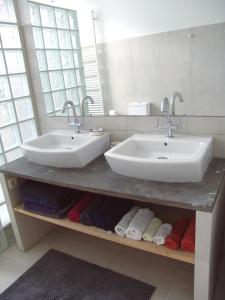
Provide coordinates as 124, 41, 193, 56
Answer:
0, 0, 38, 231
29, 2, 87, 115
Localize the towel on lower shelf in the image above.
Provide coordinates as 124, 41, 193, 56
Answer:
115, 206, 139, 237
181, 216, 195, 252
100, 200, 132, 231
143, 217, 162, 242
153, 223, 173, 245
165, 218, 190, 250
21, 181, 64, 205
91, 197, 113, 227
23, 200, 75, 219
21, 181, 83, 209
80, 198, 104, 226
68, 193, 93, 222
126, 208, 154, 240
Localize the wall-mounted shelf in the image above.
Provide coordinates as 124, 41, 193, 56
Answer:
14, 204, 195, 265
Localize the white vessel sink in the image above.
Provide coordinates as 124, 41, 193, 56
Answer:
105, 134, 213, 182
21, 130, 110, 168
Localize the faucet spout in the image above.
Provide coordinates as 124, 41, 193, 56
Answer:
61, 101, 81, 133
170, 92, 184, 115
158, 96, 179, 138
81, 96, 94, 129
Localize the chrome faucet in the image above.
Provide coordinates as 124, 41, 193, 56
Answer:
170, 92, 184, 115
81, 96, 94, 129
61, 101, 81, 133
158, 92, 184, 138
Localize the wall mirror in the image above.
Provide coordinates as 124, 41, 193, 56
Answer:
30, 0, 225, 117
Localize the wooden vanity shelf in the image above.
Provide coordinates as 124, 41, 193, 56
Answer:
14, 204, 195, 265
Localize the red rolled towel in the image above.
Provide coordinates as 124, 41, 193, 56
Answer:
68, 193, 93, 222
181, 216, 195, 252
165, 217, 190, 250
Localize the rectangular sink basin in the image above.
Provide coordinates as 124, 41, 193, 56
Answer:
105, 134, 213, 182
21, 130, 110, 168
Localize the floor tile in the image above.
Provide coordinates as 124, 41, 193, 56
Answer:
0, 255, 27, 294
166, 268, 194, 300
109, 246, 177, 296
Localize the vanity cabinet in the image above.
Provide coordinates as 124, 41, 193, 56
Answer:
1, 156, 225, 300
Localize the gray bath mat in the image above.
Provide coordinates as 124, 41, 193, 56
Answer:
0, 249, 155, 300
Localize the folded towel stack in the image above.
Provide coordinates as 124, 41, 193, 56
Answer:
126, 208, 154, 240
181, 216, 195, 252
165, 218, 190, 250
21, 181, 80, 218
143, 217, 162, 242
153, 223, 173, 245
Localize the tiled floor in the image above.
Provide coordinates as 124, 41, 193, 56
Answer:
0, 227, 194, 300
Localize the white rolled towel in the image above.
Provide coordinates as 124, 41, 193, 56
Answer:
125, 208, 155, 240
153, 223, 173, 245
115, 206, 139, 237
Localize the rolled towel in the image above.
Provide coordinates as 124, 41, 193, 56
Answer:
153, 223, 173, 245
68, 193, 93, 222
143, 217, 162, 242
165, 218, 190, 250
115, 206, 139, 237
80, 198, 103, 226
100, 200, 132, 231
181, 216, 195, 252
126, 208, 154, 241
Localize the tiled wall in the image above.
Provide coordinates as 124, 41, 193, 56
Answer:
98, 22, 225, 116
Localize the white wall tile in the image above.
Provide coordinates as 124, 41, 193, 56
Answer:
103, 39, 132, 69
192, 60, 225, 94
159, 29, 192, 63
187, 117, 225, 134
131, 33, 161, 67
133, 66, 163, 97
191, 23, 225, 62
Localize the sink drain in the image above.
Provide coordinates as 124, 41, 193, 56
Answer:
157, 156, 168, 160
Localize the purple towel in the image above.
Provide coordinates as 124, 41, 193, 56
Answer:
21, 181, 83, 208
22, 196, 72, 210
24, 201, 75, 219
21, 181, 64, 203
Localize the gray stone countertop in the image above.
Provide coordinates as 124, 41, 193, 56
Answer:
1, 156, 225, 212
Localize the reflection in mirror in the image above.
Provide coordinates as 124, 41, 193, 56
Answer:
31, 1, 225, 117
29, 2, 103, 117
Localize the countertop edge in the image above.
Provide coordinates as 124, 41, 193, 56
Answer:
0, 169, 214, 212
